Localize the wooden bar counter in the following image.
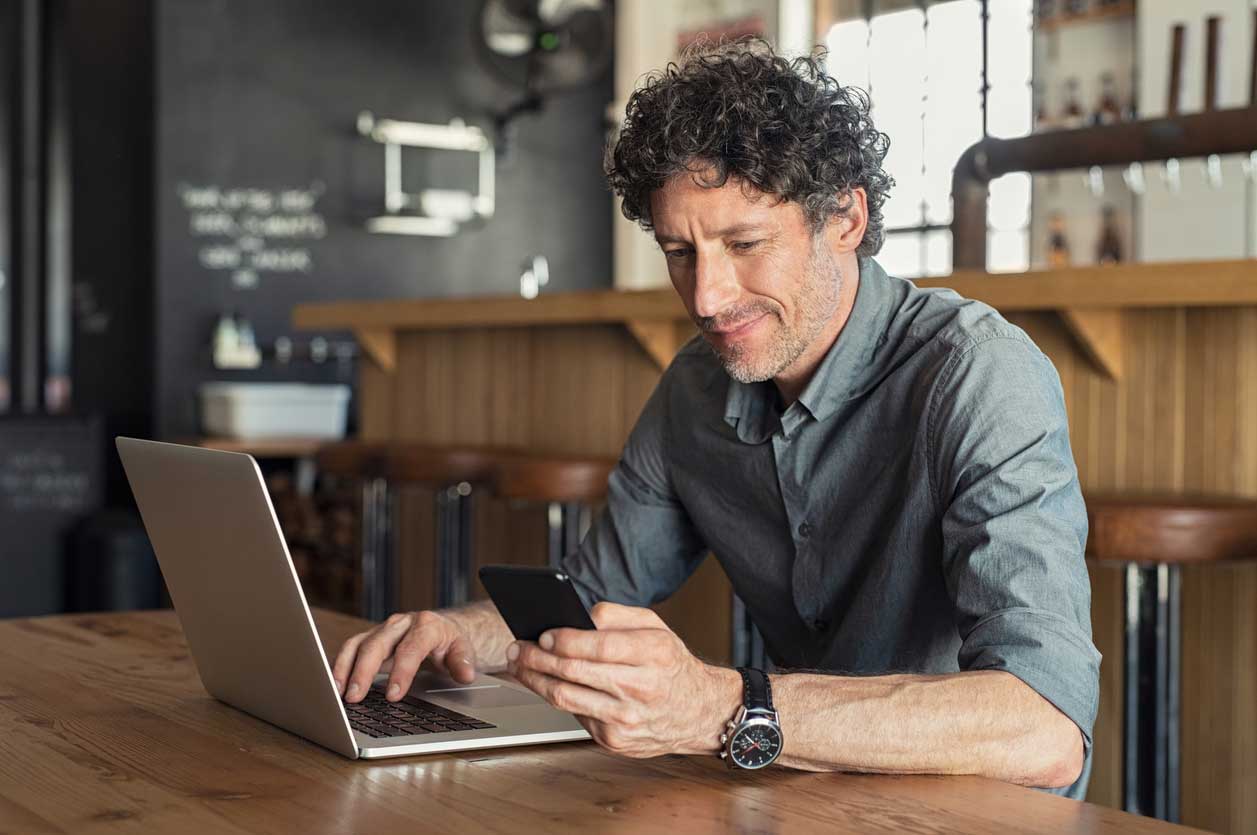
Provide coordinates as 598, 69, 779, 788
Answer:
0, 609, 1202, 834
295, 257, 1257, 830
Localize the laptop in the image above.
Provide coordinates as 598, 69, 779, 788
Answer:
116, 437, 590, 759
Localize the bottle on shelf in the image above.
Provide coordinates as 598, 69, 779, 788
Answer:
1094, 73, 1123, 125
1096, 205, 1124, 265
1062, 0, 1088, 19
1062, 78, 1086, 129
1047, 212, 1072, 268
1033, 82, 1052, 132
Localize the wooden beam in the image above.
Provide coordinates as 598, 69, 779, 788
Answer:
354, 328, 396, 373
625, 319, 681, 370
1059, 308, 1123, 380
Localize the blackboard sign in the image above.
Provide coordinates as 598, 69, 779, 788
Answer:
0, 416, 103, 616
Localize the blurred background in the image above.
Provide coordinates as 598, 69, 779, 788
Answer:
1, 0, 1255, 830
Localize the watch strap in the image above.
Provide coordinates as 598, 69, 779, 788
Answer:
738, 667, 773, 712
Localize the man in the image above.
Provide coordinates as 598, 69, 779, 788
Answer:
334, 41, 1099, 797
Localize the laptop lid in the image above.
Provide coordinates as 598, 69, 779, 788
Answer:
116, 437, 359, 758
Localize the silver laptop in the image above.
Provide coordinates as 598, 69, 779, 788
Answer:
117, 437, 589, 759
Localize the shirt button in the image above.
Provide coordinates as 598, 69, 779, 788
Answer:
798, 522, 814, 538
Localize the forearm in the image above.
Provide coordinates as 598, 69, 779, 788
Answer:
771, 669, 1083, 788
440, 599, 515, 671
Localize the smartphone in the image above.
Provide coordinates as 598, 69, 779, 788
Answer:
478, 565, 596, 641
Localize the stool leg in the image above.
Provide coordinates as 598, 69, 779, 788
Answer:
435, 482, 474, 609
545, 501, 588, 569
1122, 562, 1181, 821
360, 477, 394, 622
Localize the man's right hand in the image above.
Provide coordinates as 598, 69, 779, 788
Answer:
332, 610, 478, 703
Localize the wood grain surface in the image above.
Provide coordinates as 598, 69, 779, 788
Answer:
0, 610, 1205, 835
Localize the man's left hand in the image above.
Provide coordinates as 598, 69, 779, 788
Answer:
506, 602, 741, 758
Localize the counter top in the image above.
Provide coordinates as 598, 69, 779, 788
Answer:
0, 609, 1202, 834
293, 259, 1257, 332
293, 258, 1257, 379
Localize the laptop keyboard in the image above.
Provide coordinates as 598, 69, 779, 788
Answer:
345, 686, 496, 738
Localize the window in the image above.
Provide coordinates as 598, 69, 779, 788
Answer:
825, 0, 1034, 277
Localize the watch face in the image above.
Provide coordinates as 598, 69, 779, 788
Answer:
728, 721, 782, 769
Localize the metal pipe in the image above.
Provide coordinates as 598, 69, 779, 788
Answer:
1205, 16, 1220, 112
14, 0, 43, 413
0, 1, 14, 413
951, 106, 1257, 269
1168, 23, 1186, 116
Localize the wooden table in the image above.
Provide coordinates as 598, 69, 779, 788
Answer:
0, 610, 1202, 834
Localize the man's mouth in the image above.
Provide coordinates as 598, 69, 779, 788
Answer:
708, 312, 769, 337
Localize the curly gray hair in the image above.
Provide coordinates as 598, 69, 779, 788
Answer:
605, 39, 893, 257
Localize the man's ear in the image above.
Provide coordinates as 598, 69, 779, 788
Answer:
825, 187, 869, 255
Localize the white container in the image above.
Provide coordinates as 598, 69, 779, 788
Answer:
199, 383, 351, 440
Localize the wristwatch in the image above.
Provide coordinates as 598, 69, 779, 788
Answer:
719, 667, 783, 769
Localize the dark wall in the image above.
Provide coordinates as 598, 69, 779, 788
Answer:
155, 0, 615, 438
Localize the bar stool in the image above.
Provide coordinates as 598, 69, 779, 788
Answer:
490, 455, 617, 568
1086, 493, 1257, 823
315, 442, 508, 620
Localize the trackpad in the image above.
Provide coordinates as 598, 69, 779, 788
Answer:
421, 682, 538, 709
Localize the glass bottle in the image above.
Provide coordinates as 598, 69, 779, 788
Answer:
1096, 205, 1123, 264
1048, 212, 1072, 268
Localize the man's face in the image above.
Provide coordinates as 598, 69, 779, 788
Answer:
650, 171, 844, 385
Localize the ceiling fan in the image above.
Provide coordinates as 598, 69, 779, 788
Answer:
476, 0, 614, 143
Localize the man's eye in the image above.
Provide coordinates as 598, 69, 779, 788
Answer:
731, 240, 762, 252
665, 249, 693, 260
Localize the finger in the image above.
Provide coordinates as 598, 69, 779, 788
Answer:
345, 615, 413, 702
384, 625, 445, 701
510, 664, 624, 722
443, 635, 477, 684
540, 626, 652, 664
513, 642, 630, 695
332, 631, 370, 695
589, 601, 666, 630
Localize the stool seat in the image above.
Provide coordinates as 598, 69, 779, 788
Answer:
316, 441, 511, 485
492, 456, 617, 503
1086, 492, 1257, 565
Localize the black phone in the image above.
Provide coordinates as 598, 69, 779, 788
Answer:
478, 565, 596, 642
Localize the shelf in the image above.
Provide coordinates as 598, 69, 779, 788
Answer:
1036, 1, 1135, 32
293, 258, 1257, 381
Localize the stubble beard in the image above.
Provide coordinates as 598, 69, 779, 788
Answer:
706, 242, 844, 385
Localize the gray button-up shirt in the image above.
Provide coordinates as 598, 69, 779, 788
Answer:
563, 257, 1100, 799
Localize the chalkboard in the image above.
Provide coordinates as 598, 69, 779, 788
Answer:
154, 0, 613, 439
0, 416, 103, 616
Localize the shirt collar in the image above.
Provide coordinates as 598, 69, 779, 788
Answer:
723, 256, 894, 444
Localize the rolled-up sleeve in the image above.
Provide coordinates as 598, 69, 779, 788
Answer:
929, 333, 1101, 761
561, 368, 709, 609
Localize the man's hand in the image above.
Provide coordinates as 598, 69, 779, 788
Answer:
333, 610, 477, 703
506, 602, 741, 758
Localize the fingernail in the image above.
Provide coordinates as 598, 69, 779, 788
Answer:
539, 632, 555, 650
346, 682, 360, 699
387, 683, 401, 700
506, 642, 519, 662
334, 679, 344, 693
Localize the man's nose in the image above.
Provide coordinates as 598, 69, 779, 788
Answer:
691, 252, 739, 320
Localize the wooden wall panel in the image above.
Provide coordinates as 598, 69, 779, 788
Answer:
1008, 307, 1257, 831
